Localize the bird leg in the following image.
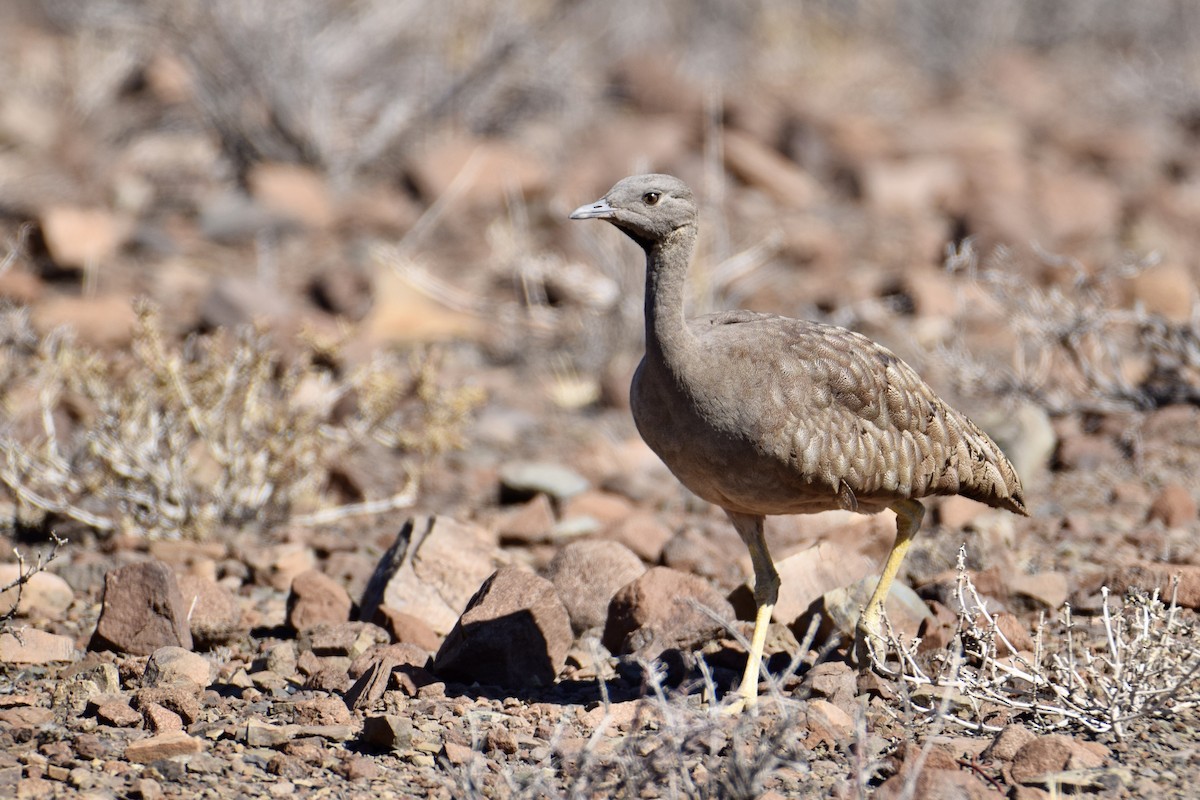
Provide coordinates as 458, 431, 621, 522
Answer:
854, 498, 925, 669
726, 512, 778, 712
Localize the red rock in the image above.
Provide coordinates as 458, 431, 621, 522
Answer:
90, 561, 192, 656
142, 646, 213, 690
602, 566, 735, 659
39, 206, 131, 269
804, 699, 853, 748
124, 732, 204, 763
601, 511, 673, 563
31, 294, 137, 349
547, 539, 645, 634
175, 575, 244, 649
492, 494, 556, 544
433, 567, 572, 689
862, 156, 964, 217
1008, 572, 1070, 610
1107, 562, 1200, 608
371, 606, 441, 652
441, 741, 475, 766
1036, 168, 1122, 244
724, 129, 820, 209
767, 542, 881, 628
988, 612, 1034, 657
287, 570, 353, 632
133, 686, 202, 726
1147, 484, 1197, 528
1124, 262, 1198, 323
246, 162, 335, 229
96, 700, 141, 728
141, 703, 182, 734
198, 275, 295, 330
1010, 734, 1107, 784
407, 134, 547, 210
359, 516, 504, 636
0, 629, 75, 664
560, 491, 634, 529
0, 567, 74, 619
984, 723, 1036, 761
806, 661, 856, 709
936, 496, 989, 530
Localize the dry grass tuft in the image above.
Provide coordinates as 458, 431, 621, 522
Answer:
878, 547, 1200, 741
0, 302, 482, 540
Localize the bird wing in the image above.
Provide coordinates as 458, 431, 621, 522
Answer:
689, 312, 1026, 513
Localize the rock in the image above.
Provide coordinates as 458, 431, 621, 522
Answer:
1106, 562, 1200, 608
175, 575, 244, 649
96, 700, 142, 728
124, 732, 204, 763
602, 511, 673, 562
133, 686, 202, 726
988, 612, 1034, 657
804, 699, 854, 748
30, 294, 137, 349
723, 129, 820, 209
442, 741, 476, 766
602, 566, 735, 660
984, 723, 1036, 761
862, 156, 964, 217
492, 494, 556, 544
199, 275, 295, 330
560, 491, 634, 530
0, 567, 74, 619
287, 570, 353, 632
806, 661, 856, 709
936, 496, 988, 530
1147, 484, 1197, 528
548, 540, 646, 634
293, 697, 354, 727
0, 629, 76, 664
406, 134, 548, 210
244, 543, 317, 592
1008, 572, 1070, 610
763, 542, 882, 628
1036, 168, 1122, 244
142, 646, 213, 691
433, 567, 572, 689
90, 560, 193, 655
371, 607, 441, 652
298, 621, 389, 660
359, 516, 504, 636
1009, 735, 1072, 784
309, 267, 373, 320
801, 573, 932, 646
246, 162, 335, 229
39, 206, 130, 269
358, 266, 484, 345
499, 462, 590, 503
361, 714, 413, 751
1123, 261, 1198, 323
141, 703, 183, 734
1055, 434, 1123, 471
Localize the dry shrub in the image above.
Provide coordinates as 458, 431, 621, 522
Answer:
0, 302, 482, 539
880, 547, 1200, 741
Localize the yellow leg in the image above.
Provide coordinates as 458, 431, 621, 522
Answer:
854, 499, 925, 668
726, 512, 778, 712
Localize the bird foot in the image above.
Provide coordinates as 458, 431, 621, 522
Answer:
851, 622, 889, 674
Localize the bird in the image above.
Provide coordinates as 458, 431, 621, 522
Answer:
570, 174, 1027, 710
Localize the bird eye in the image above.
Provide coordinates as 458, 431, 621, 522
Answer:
643, 192, 660, 205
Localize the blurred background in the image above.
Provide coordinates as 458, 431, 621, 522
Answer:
2, 0, 1199, 544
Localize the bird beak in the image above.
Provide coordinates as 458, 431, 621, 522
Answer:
569, 198, 616, 220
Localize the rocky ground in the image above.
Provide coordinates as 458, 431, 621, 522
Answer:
2, 2, 1200, 798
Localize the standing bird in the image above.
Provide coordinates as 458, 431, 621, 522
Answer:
570, 175, 1027, 709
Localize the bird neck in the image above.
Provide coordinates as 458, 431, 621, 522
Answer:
644, 223, 698, 366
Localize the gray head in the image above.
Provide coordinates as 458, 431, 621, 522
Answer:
570, 174, 696, 249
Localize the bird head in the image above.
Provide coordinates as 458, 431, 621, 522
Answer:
569, 174, 696, 249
